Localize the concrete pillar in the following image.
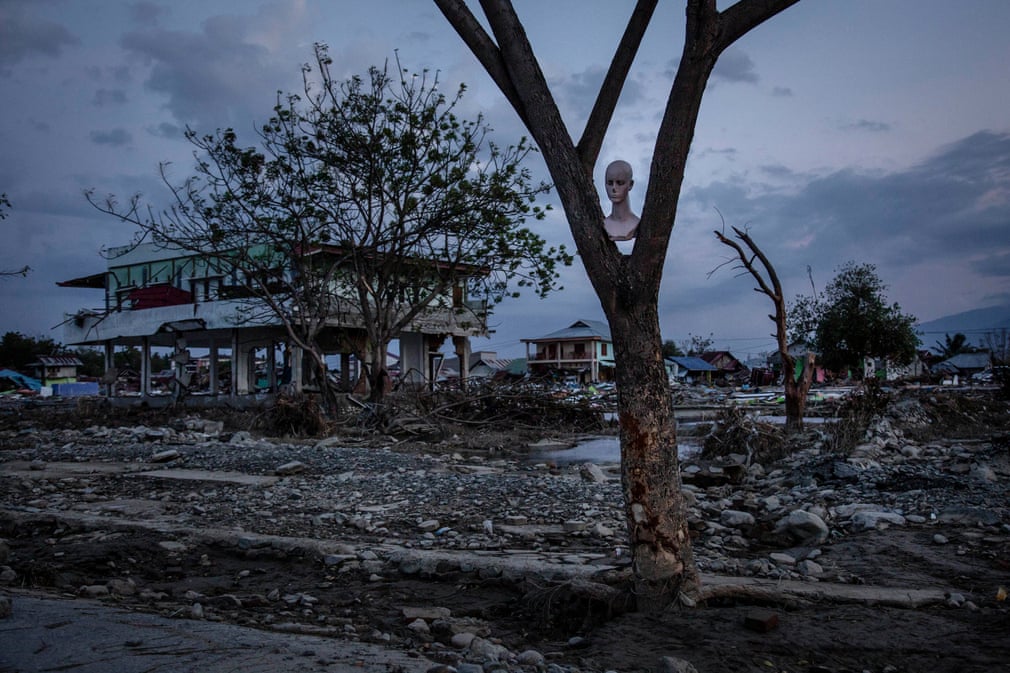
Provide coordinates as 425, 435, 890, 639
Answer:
103, 342, 114, 397
291, 345, 304, 392
140, 337, 151, 398
453, 335, 471, 389
340, 352, 351, 392
208, 337, 219, 396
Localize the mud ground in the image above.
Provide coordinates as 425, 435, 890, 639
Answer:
2, 391, 1010, 673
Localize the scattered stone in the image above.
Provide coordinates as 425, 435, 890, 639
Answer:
516, 650, 545, 666
149, 449, 181, 463
743, 609, 780, 633
720, 510, 755, 528
657, 655, 700, 673
274, 461, 307, 476
775, 510, 830, 544
933, 534, 949, 545
849, 511, 906, 530
580, 462, 608, 483
79, 585, 110, 598
417, 519, 440, 533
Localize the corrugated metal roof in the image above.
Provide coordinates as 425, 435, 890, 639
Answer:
665, 356, 719, 371
523, 319, 612, 343
32, 356, 84, 367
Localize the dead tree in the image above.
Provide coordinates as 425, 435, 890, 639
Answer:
436, 0, 802, 609
713, 225, 815, 431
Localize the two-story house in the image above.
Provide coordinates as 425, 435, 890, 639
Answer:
521, 319, 615, 384
58, 241, 490, 404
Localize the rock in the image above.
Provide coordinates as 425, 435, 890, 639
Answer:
468, 636, 510, 661
775, 509, 830, 544
106, 578, 136, 595
933, 534, 949, 545
580, 462, 608, 483
657, 655, 699, 673
79, 585, 110, 598
0, 595, 10, 619
274, 461, 306, 476
417, 519, 440, 533
0, 539, 8, 564
451, 632, 477, 649
720, 510, 755, 528
402, 606, 451, 621
743, 609, 779, 633
150, 449, 181, 463
938, 506, 1001, 527
158, 540, 188, 553
406, 618, 430, 635
0, 566, 16, 584
796, 559, 824, 576
849, 511, 906, 530
516, 650, 546, 666
769, 552, 796, 566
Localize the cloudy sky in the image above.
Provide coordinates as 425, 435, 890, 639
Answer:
2, 0, 1008, 361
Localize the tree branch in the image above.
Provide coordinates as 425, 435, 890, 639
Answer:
433, 0, 529, 128
717, 0, 804, 53
576, 0, 658, 169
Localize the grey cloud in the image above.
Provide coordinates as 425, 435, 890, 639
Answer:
93, 89, 128, 106
712, 49, 758, 84
0, 1, 80, 70
148, 122, 183, 139
90, 128, 133, 146
771, 86, 793, 97
973, 250, 1010, 278
843, 119, 892, 133
118, 5, 307, 131
685, 131, 1010, 285
129, 2, 165, 25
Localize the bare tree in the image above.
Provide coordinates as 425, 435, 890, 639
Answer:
436, 0, 801, 608
713, 225, 814, 431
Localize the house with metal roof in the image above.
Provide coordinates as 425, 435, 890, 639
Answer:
664, 355, 719, 384
521, 319, 615, 383
931, 352, 991, 380
28, 355, 83, 386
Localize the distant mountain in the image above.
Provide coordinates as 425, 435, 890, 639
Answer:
916, 305, 1010, 347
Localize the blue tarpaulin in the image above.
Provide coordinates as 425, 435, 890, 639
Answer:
0, 369, 42, 392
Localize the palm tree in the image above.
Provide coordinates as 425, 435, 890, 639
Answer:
935, 333, 971, 359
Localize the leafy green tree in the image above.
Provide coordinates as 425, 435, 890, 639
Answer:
661, 340, 683, 358
791, 262, 919, 377
89, 45, 569, 405
0, 332, 64, 370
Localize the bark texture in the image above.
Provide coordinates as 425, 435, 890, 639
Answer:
437, 0, 802, 608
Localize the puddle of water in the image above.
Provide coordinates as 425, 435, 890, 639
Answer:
528, 436, 700, 465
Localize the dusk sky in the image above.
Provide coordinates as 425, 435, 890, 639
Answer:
2, 1, 1009, 361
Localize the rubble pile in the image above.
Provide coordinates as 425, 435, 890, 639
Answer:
1, 390, 1009, 671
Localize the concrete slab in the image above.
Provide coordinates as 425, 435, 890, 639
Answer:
134, 469, 279, 486
0, 591, 435, 673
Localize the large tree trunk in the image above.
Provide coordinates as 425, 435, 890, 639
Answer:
782, 351, 815, 432
436, 0, 803, 611
610, 305, 699, 607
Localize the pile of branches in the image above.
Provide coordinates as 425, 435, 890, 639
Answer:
701, 404, 785, 464
407, 380, 609, 433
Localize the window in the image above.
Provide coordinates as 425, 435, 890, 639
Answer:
601, 343, 608, 356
